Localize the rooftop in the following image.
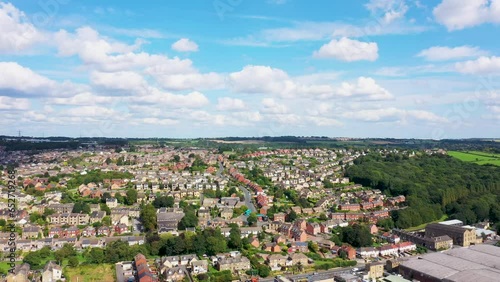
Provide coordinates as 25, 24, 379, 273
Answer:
400, 244, 500, 282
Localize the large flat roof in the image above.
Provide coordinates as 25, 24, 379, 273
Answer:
399, 244, 500, 282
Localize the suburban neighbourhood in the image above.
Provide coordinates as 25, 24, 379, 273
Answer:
1, 142, 498, 282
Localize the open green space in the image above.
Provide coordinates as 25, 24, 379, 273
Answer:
448, 151, 500, 166
64, 263, 115, 282
405, 215, 448, 232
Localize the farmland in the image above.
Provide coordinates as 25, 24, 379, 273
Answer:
448, 151, 500, 166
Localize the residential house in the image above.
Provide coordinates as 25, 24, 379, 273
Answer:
41, 261, 62, 282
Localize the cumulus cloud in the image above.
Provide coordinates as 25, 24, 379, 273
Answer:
343, 107, 448, 123
313, 37, 379, 62
131, 89, 210, 108
335, 77, 393, 100
152, 72, 225, 91
0, 2, 43, 53
229, 65, 391, 100
229, 65, 296, 96
433, 0, 500, 31
455, 56, 500, 74
365, 0, 409, 24
0, 96, 30, 110
417, 46, 488, 61
261, 98, 289, 114
47, 92, 116, 106
0, 62, 57, 95
171, 38, 199, 52
216, 97, 246, 111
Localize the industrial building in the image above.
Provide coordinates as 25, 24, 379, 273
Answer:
398, 244, 500, 282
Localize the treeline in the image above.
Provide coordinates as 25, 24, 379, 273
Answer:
346, 154, 500, 229
0, 140, 80, 151
66, 170, 134, 187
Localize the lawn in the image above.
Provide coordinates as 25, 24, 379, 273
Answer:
0, 262, 17, 275
448, 151, 500, 166
405, 215, 448, 232
64, 264, 115, 282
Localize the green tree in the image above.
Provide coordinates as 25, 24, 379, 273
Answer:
125, 189, 138, 205
257, 264, 271, 278
247, 213, 258, 226
228, 224, 242, 249
23, 252, 42, 269
178, 207, 199, 230
140, 204, 157, 232
87, 248, 105, 264
173, 155, 181, 162
286, 210, 297, 222
68, 256, 79, 267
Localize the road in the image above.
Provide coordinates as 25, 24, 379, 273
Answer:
259, 265, 364, 282
239, 185, 257, 213
217, 161, 224, 178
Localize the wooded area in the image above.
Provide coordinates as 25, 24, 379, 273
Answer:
346, 154, 500, 230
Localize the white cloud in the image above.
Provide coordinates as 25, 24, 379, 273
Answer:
0, 2, 43, 53
216, 97, 246, 111
365, 0, 409, 24
417, 46, 488, 61
171, 38, 199, 52
261, 98, 289, 114
141, 117, 178, 126
313, 37, 379, 62
152, 72, 224, 91
0, 96, 30, 110
131, 89, 210, 108
343, 108, 448, 123
306, 116, 342, 127
90, 71, 148, 92
229, 65, 296, 96
55, 27, 194, 73
229, 65, 391, 101
335, 77, 393, 100
47, 92, 115, 106
0, 62, 57, 95
455, 56, 500, 74
222, 20, 427, 47
433, 0, 500, 31
232, 111, 263, 122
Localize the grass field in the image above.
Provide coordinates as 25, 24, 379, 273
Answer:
64, 264, 115, 282
448, 151, 500, 166
405, 215, 448, 232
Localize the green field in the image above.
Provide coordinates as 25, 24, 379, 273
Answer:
64, 264, 115, 282
405, 215, 448, 232
448, 151, 500, 166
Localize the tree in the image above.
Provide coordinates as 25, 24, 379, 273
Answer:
87, 248, 105, 264
100, 203, 111, 215
68, 256, 79, 267
228, 225, 242, 249
125, 189, 138, 205
0, 219, 5, 227
257, 264, 271, 278
286, 210, 297, 222
23, 252, 42, 269
340, 224, 373, 248
140, 204, 157, 232
319, 213, 328, 221
173, 155, 181, 162
247, 213, 258, 226
178, 205, 198, 230
153, 196, 175, 208
72, 202, 90, 214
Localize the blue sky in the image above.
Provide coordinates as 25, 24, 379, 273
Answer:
0, 0, 499, 138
